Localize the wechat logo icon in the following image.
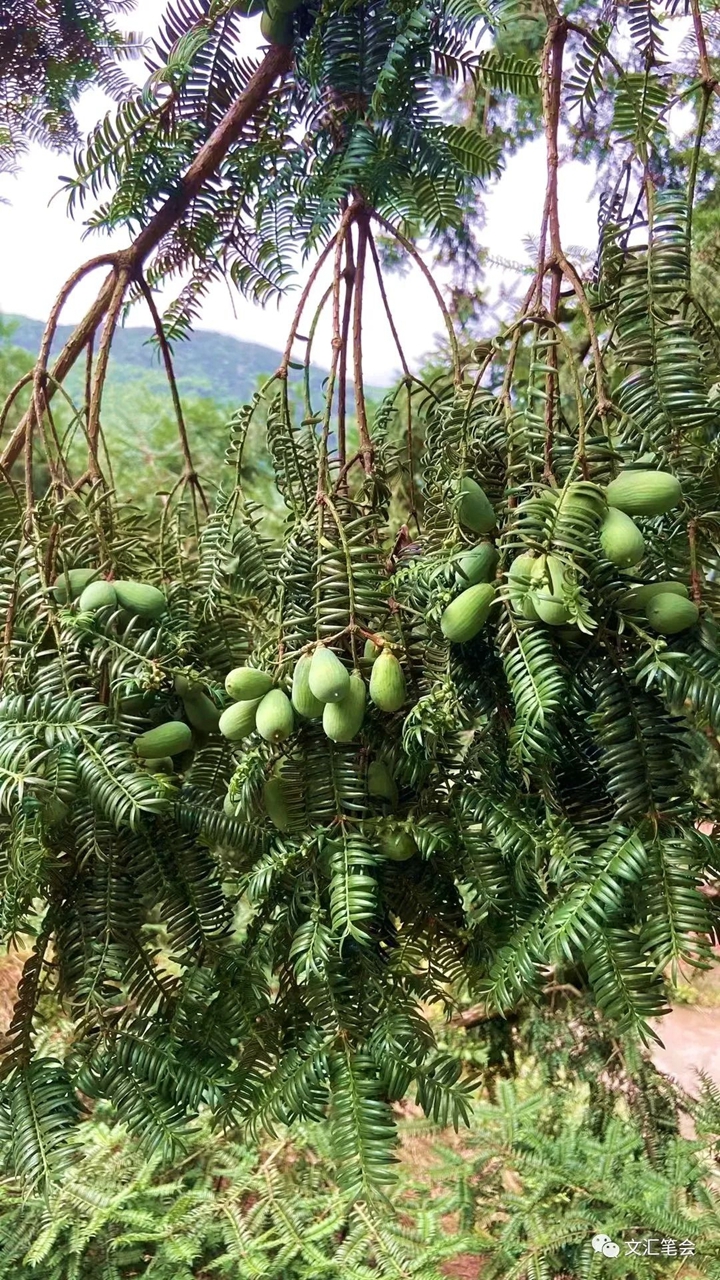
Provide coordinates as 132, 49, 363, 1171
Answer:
592, 1234, 621, 1258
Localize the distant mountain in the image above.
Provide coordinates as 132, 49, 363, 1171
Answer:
1, 314, 349, 406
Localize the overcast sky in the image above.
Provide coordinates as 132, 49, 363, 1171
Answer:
0, 2, 600, 383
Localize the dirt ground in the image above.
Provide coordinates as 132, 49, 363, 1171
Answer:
650, 961, 720, 1095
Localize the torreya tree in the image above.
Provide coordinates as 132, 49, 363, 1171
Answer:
1, 0, 720, 1199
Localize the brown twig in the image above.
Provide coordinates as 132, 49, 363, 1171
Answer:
352, 208, 373, 475
87, 267, 128, 480
369, 209, 462, 384
688, 518, 702, 606
367, 228, 410, 378
137, 276, 208, 512
690, 0, 717, 89
1, 43, 293, 475
543, 265, 562, 484
337, 216, 356, 475
278, 227, 342, 378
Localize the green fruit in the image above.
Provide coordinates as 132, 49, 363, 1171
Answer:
458, 476, 496, 535
624, 580, 689, 611
645, 593, 699, 635
256, 689, 294, 743
368, 760, 398, 806
236, 0, 263, 13
263, 776, 291, 830
508, 553, 540, 621
600, 508, 645, 568
291, 654, 324, 718
456, 542, 499, 586
309, 645, 350, 703
363, 638, 380, 664
260, 9, 293, 44
323, 671, 366, 742
141, 756, 174, 774
382, 828, 417, 862
441, 583, 495, 643
225, 667, 274, 701
134, 721, 193, 759
78, 580, 118, 611
530, 555, 569, 627
182, 690, 220, 734
119, 691, 152, 717
114, 580, 166, 619
369, 650, 406, 713
606, 470, 682, 517
52, 567, 98, 603
219, 699, 261, 742
223, 793, 239, 818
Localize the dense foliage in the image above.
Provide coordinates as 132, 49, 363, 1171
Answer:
3, 1006, 720, 1278
0, 0, 142, 173
2, 0, 720, 1213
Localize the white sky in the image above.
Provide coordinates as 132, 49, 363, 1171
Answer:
0, 2, 600, 383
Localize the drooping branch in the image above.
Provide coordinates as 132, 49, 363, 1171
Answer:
1, 42, 293, 474
352, 208, 373, 475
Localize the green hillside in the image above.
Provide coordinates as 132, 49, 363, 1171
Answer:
2, 314, 337, 405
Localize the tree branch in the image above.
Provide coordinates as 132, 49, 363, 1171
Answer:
1, 42, 293, 474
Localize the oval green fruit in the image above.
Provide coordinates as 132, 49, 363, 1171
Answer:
369, 650, 406, 713
458, 476, 496, 535
530, 555, 569, 626
263, 776, 292, 830
606, 470, 682, 517
623, 580, 688, 611
52, 567, 98, 603
508, 553, 540, 621
368, 760, 398, 806
225, 667, 274, 701
645, 593, 699, 635
140, 756, 174, 774
600, 508, 645, 568
114, 580, 167, 619
382, 828, 417, 862
309, 644, 350, 703
134, 721, 192, 759
260, 9, 293, 44
78, 580, 118, 611
441, 583, 495, 643
323, 671, 366, 742
223, 793, 239, 818
182, 690, 220, 734
219, 699, 261, 742
291, 654, 324, 718
456, 542, 499, 586
363, 638, 380, 664
255, 688, 294, 743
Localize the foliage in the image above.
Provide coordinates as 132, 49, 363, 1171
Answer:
0, 0, 143, 173
0, 1104, 477, 1279
2, 0, 720, 1207
3, 1004, 720, 1279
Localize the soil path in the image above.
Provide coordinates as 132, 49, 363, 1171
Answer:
650, 1004, 720, 1094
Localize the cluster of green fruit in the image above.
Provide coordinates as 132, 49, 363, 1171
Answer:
237, 0, 303, 47
437, 469, 699, 644
52, 569, 166, 619
439, 474, 499, 643
218, 641, 407, 748
131, 674, 221, 771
